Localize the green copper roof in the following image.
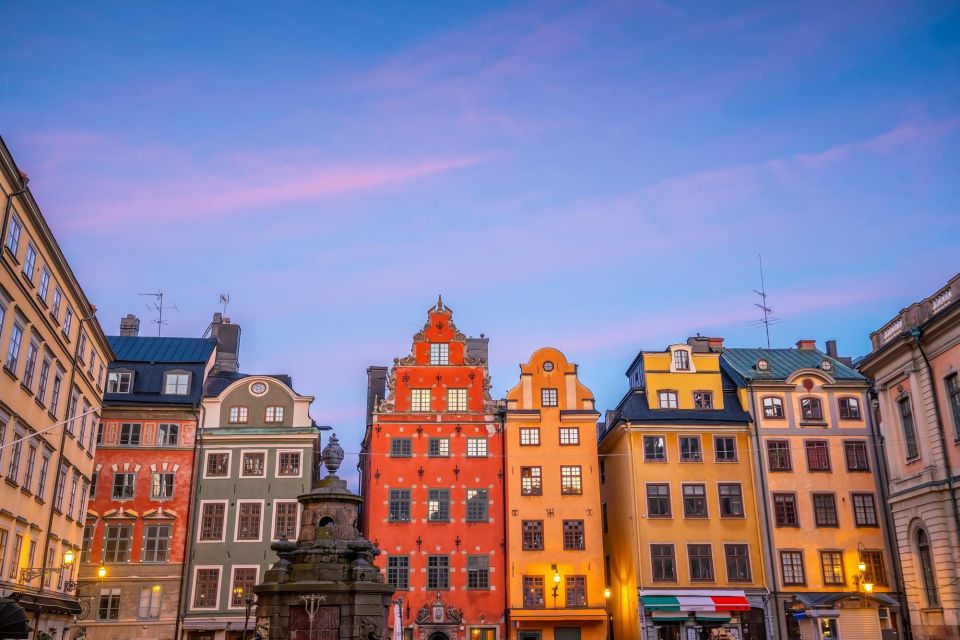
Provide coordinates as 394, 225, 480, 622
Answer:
720, 347, 864, 384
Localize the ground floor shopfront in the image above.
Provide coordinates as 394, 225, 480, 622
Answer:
777, 592, 901, 640
638, 590, 768, 640
510, 607, 608, 640
12, 589, 83, 640
181, 616, 254, 640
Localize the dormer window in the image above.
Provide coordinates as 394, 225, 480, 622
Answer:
430, 343, 449, 365
658, 391, 679, 409
820, 360, 833, 372
265, 406, 285, 423
673, 350, 690, 371
164, 372, 190, 395
107, 371, 133, 394
756, 359, 770, 372
693, 391, 713, 410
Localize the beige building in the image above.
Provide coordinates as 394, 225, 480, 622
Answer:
0, 135, 113, 638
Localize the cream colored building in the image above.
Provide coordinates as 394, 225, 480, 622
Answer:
0, 135, 113, 638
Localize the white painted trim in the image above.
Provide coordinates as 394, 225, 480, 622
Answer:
275, 448, 304, 479
271, 500, 302, 542
197, 500, 229, 543
233, 499, 266, 543
189, 564, 223, 611
238, 449, 268, 478
202, 449, 232, 479
227, 564, 261, 610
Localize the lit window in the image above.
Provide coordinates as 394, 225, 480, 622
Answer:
820, 550, 845, 585
139, 585, 162, 619
430, 343, 449, 365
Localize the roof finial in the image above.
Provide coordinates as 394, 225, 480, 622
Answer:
437, 294, 444, 311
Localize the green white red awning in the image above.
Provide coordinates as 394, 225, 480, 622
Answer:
641, 591, 750, 612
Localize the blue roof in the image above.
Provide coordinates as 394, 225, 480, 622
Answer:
720, 347, 864, 384
108, 335, 216, 364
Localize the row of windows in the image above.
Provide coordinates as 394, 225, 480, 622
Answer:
519, 466, 583, 496
404, 387, 560, 412
386, 555, 496, 591
778, 548, 886, 587
92, 470, 179, 501
85, 523, 174, 564
642, 543, 753, 583
656, 390, 713, 410
642, 435, 738, 463
641, 483, 745, 519
228, 405, 286, 424
197, 501, 300, 543
761, 395, 861, 421
521, 574, 589, 608
520, 519, 586, 551
387, 489, 492, 522
191, 565, 261, 610
772, 492, 878, 528
106, 370, 190, 396
518, 427, 580, 446
766, 439, 870, 472
390, 437, 489, 458
96, 585, 166, 621
0, 529, 77, 591
898, 376, 960, 462
203, 450, 302, 478
109, 422, 181, 447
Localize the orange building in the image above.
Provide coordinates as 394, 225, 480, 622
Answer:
504, 348, 606, 640
361, 298, 504, 640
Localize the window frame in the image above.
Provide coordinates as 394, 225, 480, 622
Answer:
780, 550, 806, 586
276, 449, 303, 478
234, 499, 265, 542
519, 428, 540, 446
390, 438, 412, 458
852, 492, 879, 527
191, 566, 222, 610
204, 451, 231, 479
427, 438, 450, 458
844, 440, 870, 472
646, 483, 671, 518
724, 543, 752, 582
899, 396, 919, 460
713, 436, 738, 462
812, 493, 839, 528
106, 371, 133, 394
163, 371, 191, 396
679, 435, 702, 462
410, 388, 432, 412
429, 343, 449, 366
650, 543, 677, 582
387, 555, 410, 590
804, 440, 831, 472
562, 519, 585, 551
388, 489, 411, 522
239, 450, 267, 478
427, 488, 451, 522
718, 483, 745, 518
693, 391, 713, 410
446, 387, 468, 412
559, 427, 580, 446
426, 554, 450, 590
773, 492, 799, 527
819, 550, 845, 586
228, 565, 260, 610
141, 524, 172, 563
560, 465, 583, 495
687, 543, 714, 582
198, 500, 228, 543
466, 437, 487, 457
520, 467, 542, 496
643, 435, 667, 462
657, 390, 678, 409
466, 489, 489, 523
800, 396, 825, 422
838, 396, 861, 420
521, 520, 544, 551
681, 483, 708, 518
272, 500, 300, 542
762, 396, 785, 419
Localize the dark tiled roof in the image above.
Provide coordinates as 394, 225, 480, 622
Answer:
203, 371, 295, 397
614, 389, 751, 425
720, 347, 864, 384
104, 362, 208, 407
108, 336, 216, 363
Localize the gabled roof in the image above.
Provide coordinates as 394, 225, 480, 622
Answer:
720, 347, 864, 384
108, 336, 216, 364
203, 370, 295, 397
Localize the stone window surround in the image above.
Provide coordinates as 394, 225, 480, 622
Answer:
190, 564, 222, 611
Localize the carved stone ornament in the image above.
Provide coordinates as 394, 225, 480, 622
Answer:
254, 617, 270, 639
322, 433, 345, 474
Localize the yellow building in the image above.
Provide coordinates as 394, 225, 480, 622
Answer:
504, 348, 607, 640
0, 135, 113, 638
599, 337, 769, 640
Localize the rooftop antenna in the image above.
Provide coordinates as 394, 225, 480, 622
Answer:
138, 290, 179, 336
219, 293, 230, 316
748, 255, 782, 349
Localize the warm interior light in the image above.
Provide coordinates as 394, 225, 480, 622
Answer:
153, 584, 161, 593
63, 550, 75, 566
97, 566, 107, 579
234, 586, 244, 596
857, 561, 867, 573
604, 588, 612, 599
864, 583, 874, 593
553, 572, 561, 584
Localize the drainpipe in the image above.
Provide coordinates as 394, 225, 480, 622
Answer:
498, 404, 510, 640
175, 402, 205, 640
1, 179, 29, 254
624, 424, 646, 640
747, 392, 781, 640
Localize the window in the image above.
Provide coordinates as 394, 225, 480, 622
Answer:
274, 502, 299, 540
682, 484, 707, 518
7, 431, 23, 483
447, 388, 467, 412
119, 423, 141, 446
820, 550, 845, 585
427, 489, 450, 521
694, 391, 713, 409
50, 370, 63, 416
719, 483, 744, 517
766, 440, 791, 471
278, 451, 301, 477
390, 438, 411, 457
77, 332, 87, 364
773, 493, 799, 527
142, 525, 171, 562
853, 493, 878, 526
206, 452, 229, 477
520, 428, 540, 446
522, 520, 544, 550
67, 472, 79, 516
725, 544, 752, 581
96, 422, 103, 445
644, 435, 666, 461
89, 471, 97, 499
673, 350, 690, 371
899, 397, 919, 459
805, 440, 830, 471
387, 556, 409, 589
98, 588, 121, 620
265, 406, 285, 422
388, 489, 411, 522
38, 267, 50, 301
4, 214, 21, 254
229, 406, 248, 423
916, 529, 939, 605
565, 575, 587, 607
63, 306, 73, 338
658, 391, 678, 409
688, 544, 714, 581
37, 451, 50, 500
430, 343, 449, 365
5, 321, 23, 371
467, 556, 490, 589
427, 555, 449, 589
680, 436, 702, 462
7, 534, 22, 580
163, 372, 190, 395
523, 575, 545, 608
647, 484, 671, 517
763, 396, 784, 418
54, 466, 67, 510
541, 388, 558, 407
23, 243, 37, 281
21, 445, 36, 493
51, 287, 62, 319
36, 358, 50, 405
602, 502, 608, 533
839, 397, 861, 420
861, 550, 887, 586
467, 489, 488, 522
521, 467, 542, 496
138, 585, 162, 619
200, 503, 226, 540
66, 392, 78, 435
81, 525, 93, 563
410, 389, 431, 412
193, 568, 220, 608
651, 544, 676, 581
22, 340, 38, 389
559, 427, 580, 445
812, 494, 838, 527
800, 397, 824, 421
241, 451, 266, 477
151, 472, 174, 499
563, 520, 585, 550
112, 472, 135, 499
945, 373, 960, 440
102, 525, 133, 562
428, 438, 450, 457
231, 567, 258, 606
560, 466, 582, 495
466, 437, 487, 457
714, 436, 737, 461
158, 423, 179, 446
236, 502, 263, 540
843, 441, 869, 471
107, 371, 132, 394
780, 550, 805, 585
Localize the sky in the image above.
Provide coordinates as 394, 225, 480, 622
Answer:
1, 1, 958, 480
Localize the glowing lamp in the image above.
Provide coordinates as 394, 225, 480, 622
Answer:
97, 566, 107, 579
63, 550, 75, 566
604, 588, 612, 599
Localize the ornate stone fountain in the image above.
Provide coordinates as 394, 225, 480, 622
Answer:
253, 434, 395, 640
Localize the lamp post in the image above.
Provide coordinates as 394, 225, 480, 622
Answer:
854, 544, 874, 607
550, 565, 560, 608
234, 587, 255, 640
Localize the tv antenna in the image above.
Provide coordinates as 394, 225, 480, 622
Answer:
219, 293, 230, 316
748, 255, 782, 349
138, 290, 179, 336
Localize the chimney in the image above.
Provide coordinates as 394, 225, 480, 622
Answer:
466, 334, 489, 363
119, 314, 140, 337
366, 366, 388, 427
209, 313, 241, 373
686, 335, 724, 353
825, 340, 838, 358
796, 339, 817, 351
708, 337, 724, 351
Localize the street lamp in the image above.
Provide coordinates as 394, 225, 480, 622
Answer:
551, 564, 561, 608
604, 588, 611, 600
234, 586, 254, 640
854, 544, 874, 607
21, 549, 75, 583
65, 564, 105, 592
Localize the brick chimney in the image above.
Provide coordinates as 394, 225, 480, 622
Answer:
796, 339, 817, 350
209, 313, 241, 373
119, 314, 140, 337
366, 366, 388, 428
687, 335, 724, 352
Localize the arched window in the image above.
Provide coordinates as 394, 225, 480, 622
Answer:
800, 397, 823, 421
916, 529, 939, 606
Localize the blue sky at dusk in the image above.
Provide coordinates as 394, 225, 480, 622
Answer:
2, 2, 959, 470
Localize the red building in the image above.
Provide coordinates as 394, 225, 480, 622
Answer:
362, 298, 505, 640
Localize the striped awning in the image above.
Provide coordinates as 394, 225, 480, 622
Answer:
641, 591, 750, 612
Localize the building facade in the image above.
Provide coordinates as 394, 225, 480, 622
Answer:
77, 315, 216, 640
722, 342, 901, 640
181, 370, 316, 640
858, 273, 960, 640
0, 134, 113, 638
360, 298, 505, 640
600, 338, 767, 640
503, 348, 606, 640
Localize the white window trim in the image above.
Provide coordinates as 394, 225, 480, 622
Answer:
275, 448, 304, 479
234, 499, 265, 543
227, 564, 261, 610
163, 370, 192, 396
203, 450, 232, 479
271, 500, 302, 542
680, 482, 710, 519
197, 500, 229, 544
239, 449, 268, 478
190, 564, 223, 611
